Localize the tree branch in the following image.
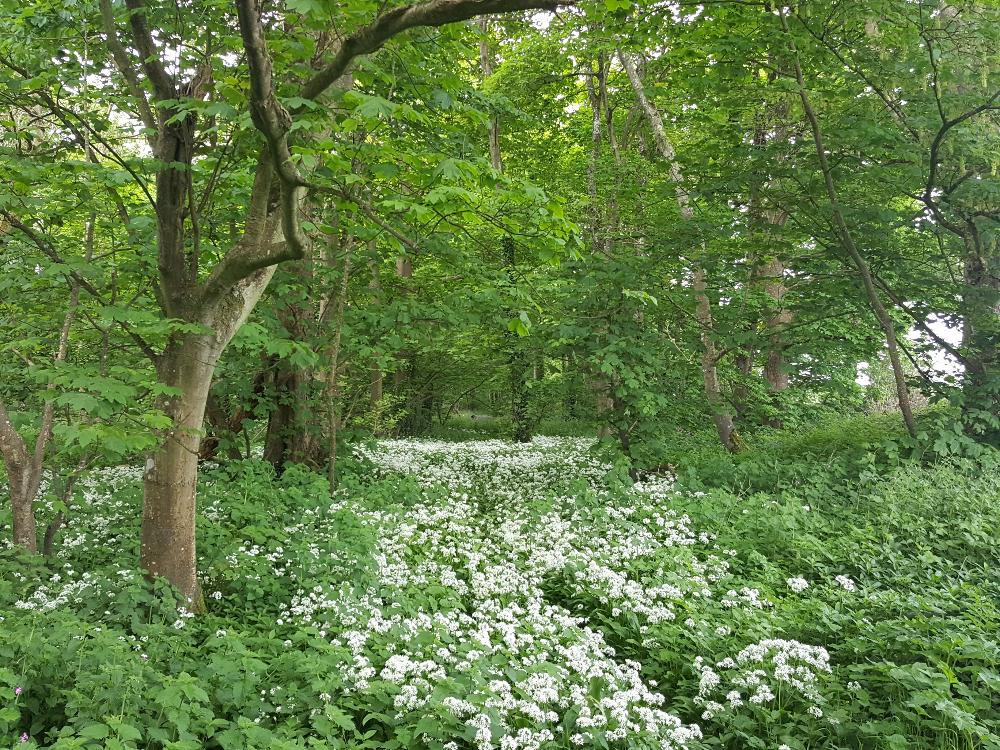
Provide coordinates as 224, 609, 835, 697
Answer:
1, 211, 159, 362
235, 0, 309, 260
301, 0, 571, 102
122, 0, 176, 102
923, 89, 1000, 205
99, 0, 156, 139
870, 271, 967, 365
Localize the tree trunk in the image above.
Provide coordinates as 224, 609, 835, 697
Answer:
619, 49, 739, 451
0, 400, 37, 551
141, 265, 276, 607
141, 334, 219, 608
264, 260, 314, 471
694, 268, 739, 452
779, 11, 917, 438
757, 255, 793, 428
1, 216, 88, 551
325, 232, 353, 493
391, 255, 413, 418
368, 246, 384, 416
482, 25, 531, 443
749, 85, 793, 428
5, 462, 39, 552
201, 390, 247, 462
263, 359, 306, 471
961, 230, 1000, 438
582, 56, 617, 439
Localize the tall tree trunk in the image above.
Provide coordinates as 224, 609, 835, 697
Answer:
759, 255, 792, 393
961, 230, 1000, 438
142, 334, 220, 608
325, 235, 353, 493
202, 390, 249, 461
482, 20, 531, 443
756, 254, 793, 427
264, 261, 314, 471
694, 268, 739, 452
368, 244, 384, 416
779, 11, 917, 438
502, 238, 532, 442
748, 85, 793, 428
392, 255, 413, 415
582, 57, 616, 439
479, 18, 503, 173
619, 49, 740, 451
263, 360, 306, 471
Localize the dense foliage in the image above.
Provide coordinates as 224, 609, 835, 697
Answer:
2, 0, 999, 746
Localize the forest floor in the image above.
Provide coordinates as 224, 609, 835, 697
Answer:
3, 429, 1000, 749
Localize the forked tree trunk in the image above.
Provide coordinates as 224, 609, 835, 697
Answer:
141, 268, 276, 607
92, 0, 594, 606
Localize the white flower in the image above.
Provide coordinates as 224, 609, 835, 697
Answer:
835, 575, 856, 592
786, 577, 809, 593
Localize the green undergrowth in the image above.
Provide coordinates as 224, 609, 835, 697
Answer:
1, 426, 999, 750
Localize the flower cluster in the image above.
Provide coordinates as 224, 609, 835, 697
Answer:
694, 639, 832, 721
270, 438, 723, 749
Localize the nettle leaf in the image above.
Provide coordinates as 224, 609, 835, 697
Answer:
347, 92, 398, 120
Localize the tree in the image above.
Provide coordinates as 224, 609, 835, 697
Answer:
2, 0, 573, 604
